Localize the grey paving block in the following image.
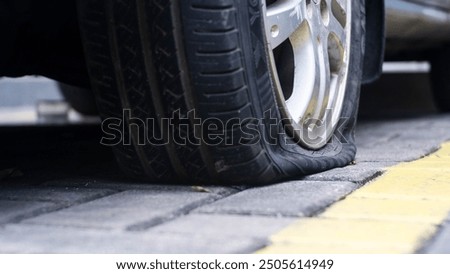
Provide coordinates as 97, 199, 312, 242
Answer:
196, 181, 358, 217
0, 224, 265, 253
0, 200, 57, 224
42, 179, 236, 196
423, 220, 450, 254
23, 189, 227, 230
357, 115, 450, 139
149, 214, 295, 239
0, 186, 116, 206
303, 162, 390, 184
356, 143, 441, 163
356, 115, 450, 163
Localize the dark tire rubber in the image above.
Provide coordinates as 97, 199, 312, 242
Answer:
430, 47, 450, 112
78, 0, 366, 185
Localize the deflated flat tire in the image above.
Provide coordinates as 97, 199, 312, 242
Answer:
78, 0, 365, 184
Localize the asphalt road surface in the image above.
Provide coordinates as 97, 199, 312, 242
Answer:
0, 72, 449, 253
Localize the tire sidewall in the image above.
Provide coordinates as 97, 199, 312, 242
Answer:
242, 0, 365, 178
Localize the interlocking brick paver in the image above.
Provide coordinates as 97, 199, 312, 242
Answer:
42, 180, 235, 195
356, 143, 441, 163
0, 224, 265, 253
303, 162, 389, 184
423, 216, 450, 254
196, 181, 357, 217
23, 189, 229, 230
0, 200, 57, 224
149, 214, 296, 239
0, 186, 115, 206
355, 116, 450, 163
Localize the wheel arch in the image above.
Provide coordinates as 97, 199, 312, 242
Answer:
362, 0, 385, 84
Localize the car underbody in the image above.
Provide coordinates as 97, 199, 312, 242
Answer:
0, 0, 387, 88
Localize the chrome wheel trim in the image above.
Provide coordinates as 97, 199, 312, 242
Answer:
263, 0, 352, 149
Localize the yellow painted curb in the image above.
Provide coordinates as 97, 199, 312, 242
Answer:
257, 142, 450, 254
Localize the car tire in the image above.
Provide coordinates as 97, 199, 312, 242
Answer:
78, 0, 366, 184
430, 47, 450, 112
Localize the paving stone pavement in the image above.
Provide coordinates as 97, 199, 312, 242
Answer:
0, 114, 450, 253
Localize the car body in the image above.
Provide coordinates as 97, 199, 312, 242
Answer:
386, 0, 450, 58
384, 0, 450, 113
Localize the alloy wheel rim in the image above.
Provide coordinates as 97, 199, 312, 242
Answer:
263, 0, 352, 149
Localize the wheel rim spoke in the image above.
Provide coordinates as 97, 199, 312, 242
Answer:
306, 2, 332, 120
326, 0, 347, 49
315, 34, 332, 121
286, 24, 320, 122
265, 0, 306, 49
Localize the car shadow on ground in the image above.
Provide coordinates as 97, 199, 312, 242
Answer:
0, 126, 124, 186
